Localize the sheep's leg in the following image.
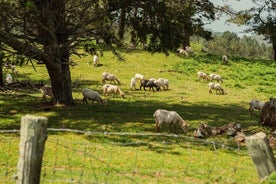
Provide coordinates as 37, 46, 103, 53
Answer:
82, 97, 87, 104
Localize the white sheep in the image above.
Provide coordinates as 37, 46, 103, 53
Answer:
197, 71, 210, 82
154, 78, 169, 91
153, 109, 188, 133
208, 82, 225, 95
93, 54, 99, 67
82, 88, 106, 105
249, 99, 265, 117
40, 85, 53, 102
134, 73, 144, 81
163, 79, 169, 90
103, 84, 125, 98
222, 55, 228, 64
5, 73, 13, 84
177, 48, 188, 56
209, 73, 223, 83
130, 77, 136, 90
102, 72, 121, 84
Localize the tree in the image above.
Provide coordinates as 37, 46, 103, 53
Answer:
228, 0, 276, 60
0, 0, 112, 105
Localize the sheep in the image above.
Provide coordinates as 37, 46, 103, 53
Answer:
222, 55, 228, 64
81, 88, 106, 105
197, 71, 210, 82
102, 72, 120, 84
154, 78, 169, 91
163, 79, 169, 90
40, 85, 53, 102
103, 84, 125, 98
208, 82, 225, 95
130, 77, 136, 90
249, 99, 265, 117
185, 46, 194, 55
153, 109, 188, 133
140, 79, 160, 91
177, 48, 188, 56
134, 73, 144, 81
5, 73, 13, 84
209, 73, 223, 83
93, 54, 99, 67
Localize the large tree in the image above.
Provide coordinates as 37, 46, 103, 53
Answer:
0, 0, 216, 104
0, 0, 111, 105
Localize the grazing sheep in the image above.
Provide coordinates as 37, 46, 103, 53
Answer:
81, 88, 106, 105
40, 85, 53, 102
249, 99, 265, 117
177, 48, 188, 56
163, 79, 169, 90
103, 84, 125, 98
153, 109, 188, 133
130, 77, 136, 90
208, 82, 224, 95
5, 73, 13, 84
197, 71, 210, 82
93, 54, 99, 67
135, 73, 144, 81
140, 79, 160, 91
102, 72, 120, 84
209, 73, 223, 83
222, 55, 228, 64
154, 78, 169, 91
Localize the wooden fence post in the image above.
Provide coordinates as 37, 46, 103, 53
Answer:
16, 114, 48, 184
245, 132, 276, 180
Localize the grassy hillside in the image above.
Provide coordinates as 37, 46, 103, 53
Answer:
1, 50, 275, 183
1, 50, 274, 134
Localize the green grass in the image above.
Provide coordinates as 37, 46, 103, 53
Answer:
0, 50, 275, 183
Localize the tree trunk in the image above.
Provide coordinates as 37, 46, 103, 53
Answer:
37, 0, 74, 105
272, 35, 276, 61
0, 42, 3, 86
117, 7, 126, 40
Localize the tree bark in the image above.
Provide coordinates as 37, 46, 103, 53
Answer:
0, 42, 4, 86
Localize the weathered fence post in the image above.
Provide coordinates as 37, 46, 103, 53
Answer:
245, 132, 276, 180
16, 114, 48, 184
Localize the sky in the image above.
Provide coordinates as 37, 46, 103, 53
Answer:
204, 0, 257, 36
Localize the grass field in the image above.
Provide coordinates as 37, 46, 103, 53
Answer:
0, 49, 275, 183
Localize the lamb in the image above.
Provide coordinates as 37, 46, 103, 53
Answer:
93, 54, 99, 67
134, 73, 144, 81
81, 88, 106, 105
209, 73, 223, 83
208, 82, 225, 95
140, 79, 160, 91
40, 85, 53, 102
163, 79, 169, 90
130, 77, 136, 90
153, 109, 188, 133
249, 99, 265, 117
197, 71, 210, 82
102, 72, 120, 84
103, 84, 125, 98
222, 55, 228, 64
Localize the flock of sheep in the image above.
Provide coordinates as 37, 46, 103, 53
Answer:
37, 52, 274, 141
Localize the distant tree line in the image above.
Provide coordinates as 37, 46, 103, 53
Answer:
201, 31, 273, 59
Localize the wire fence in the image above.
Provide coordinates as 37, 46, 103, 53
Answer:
0, 129, 260, 184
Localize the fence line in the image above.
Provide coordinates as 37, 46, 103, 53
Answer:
0, 128, 259, 183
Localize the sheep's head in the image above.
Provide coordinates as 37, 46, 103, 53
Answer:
181, 121, 189, 133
